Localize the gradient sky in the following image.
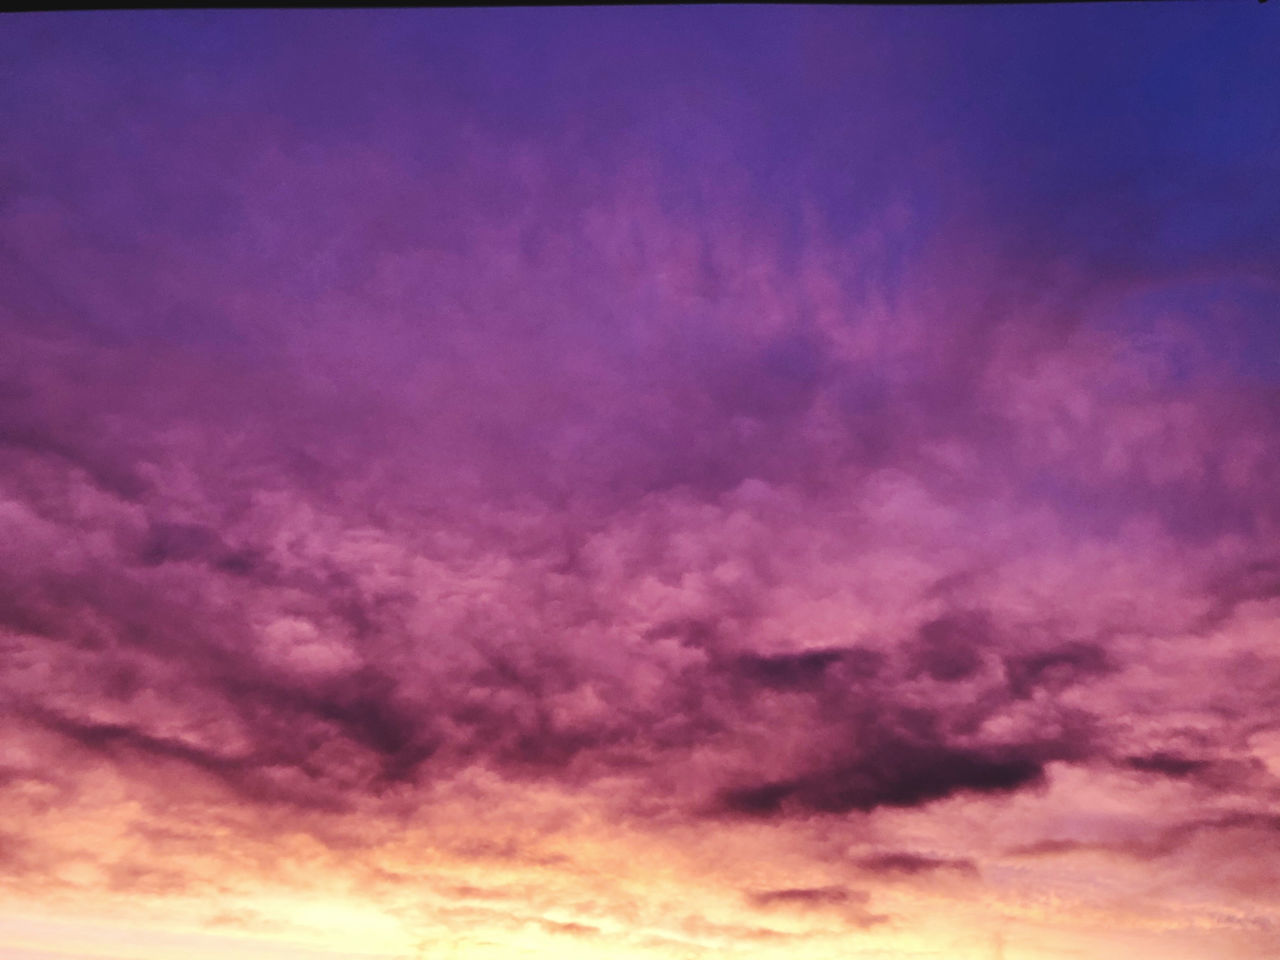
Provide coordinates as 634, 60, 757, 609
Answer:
2, 7, 1280, 960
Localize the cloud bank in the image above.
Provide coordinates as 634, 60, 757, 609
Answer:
1, 8, 1279, 959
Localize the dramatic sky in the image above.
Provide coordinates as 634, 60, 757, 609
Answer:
2, 7, 1279, 960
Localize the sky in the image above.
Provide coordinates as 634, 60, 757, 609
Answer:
1, 6, 1279, 959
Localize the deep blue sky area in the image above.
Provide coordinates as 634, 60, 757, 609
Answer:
1, 7, 1277, 372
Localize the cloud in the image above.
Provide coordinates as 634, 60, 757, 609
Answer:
1003, 641, 1114, 700
1008, 811, 1280, 873
1, 9, 1278, 958
908, 611, 992, 683
718, 744, 1048, 818
729, 649, 858, 692
1123, 753, 1212, 779
853, 852, 979, 878
743, 886, 887, 928
747, 886, 862, 908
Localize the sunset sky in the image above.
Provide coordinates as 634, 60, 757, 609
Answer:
2, 7, 1280, 959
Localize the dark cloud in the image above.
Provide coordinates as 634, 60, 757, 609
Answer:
910, 612, 989, 682
139, 519, 263, 575
719, 741, 1049, 818
1004, 642, 1113, 700
535, 918, 600, 938
744, 886, 888, 930
1194, 812, 1280, 836
139, 521, 229, 567
1009, 813, 1280, 864
1197, 557, 1280, 633
0, 405, 151, 505
19, 707, 246, 779
303, 668, 436, 783
747, 886, 863, 908
1008, 838, 1088, 858
1123, 753, 1212, 779
730, 647, 883, 692
1155, 811, 1280, 857
13, 705, 350, 813
854, 852, 979, 878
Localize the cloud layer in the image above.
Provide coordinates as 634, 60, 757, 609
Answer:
2, 8, 1279, 959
